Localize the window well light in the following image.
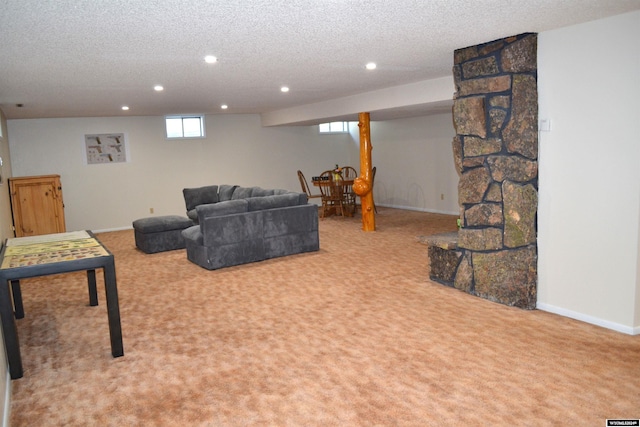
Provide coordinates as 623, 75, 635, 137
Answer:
121, 106, 129, 111
365, 62, 377, 70
280, 86, 289, 93
221, 104, 228, 110
204, 55, 218, 64
154, 85, 164, 91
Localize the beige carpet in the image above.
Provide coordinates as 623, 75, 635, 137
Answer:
9, 208, 640, 426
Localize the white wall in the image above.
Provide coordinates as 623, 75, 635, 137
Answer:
7, 112, 458, 232
0, 112, 13, 240
537, 11, 640, 334
7, 114, 354, 231
0, 110, 13, 427
357, 113, 458, 215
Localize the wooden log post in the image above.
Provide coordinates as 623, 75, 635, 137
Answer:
353, 112, 376, 231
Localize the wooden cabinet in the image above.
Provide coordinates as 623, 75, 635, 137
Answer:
9, 175, 66, 237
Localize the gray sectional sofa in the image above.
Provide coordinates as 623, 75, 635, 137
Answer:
181, 184, 319, 270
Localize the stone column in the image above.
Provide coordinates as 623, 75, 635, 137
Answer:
451, 33, 538, 309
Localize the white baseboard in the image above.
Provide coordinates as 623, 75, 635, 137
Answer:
379, 203, 458, 216
2, 368, 11, 427
537, 302, 639, 335
91, 225, 133, 234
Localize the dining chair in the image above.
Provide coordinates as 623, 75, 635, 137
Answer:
318, 170, 346, 218
297, 170, 322, 201
340, 166, 358, 215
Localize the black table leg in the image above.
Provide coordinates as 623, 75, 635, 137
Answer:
11, 279, 24, 319
1, 277, 23, 379
87, 269, 98, 306
103, 259, 123, 358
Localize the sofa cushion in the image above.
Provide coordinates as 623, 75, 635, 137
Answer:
196, 199, 248, 226
231, 186, 253, 200
296, 192, 308, 204
133, 215, 194, 233
181, 225, 203, 245
218, 184, 238, 201
246, 193, 302, 212
183, 185, 219, 211
250, 187, 275, 197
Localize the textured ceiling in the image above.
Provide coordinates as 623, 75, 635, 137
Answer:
1, 0, 638, 122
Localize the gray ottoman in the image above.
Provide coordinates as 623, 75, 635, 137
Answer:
133, 215, 194, 253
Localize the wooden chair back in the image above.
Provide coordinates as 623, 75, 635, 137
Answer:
297, 170, 322, 200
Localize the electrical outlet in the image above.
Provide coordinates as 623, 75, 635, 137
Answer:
539, 118, 551, 132
150, 208, 154, 214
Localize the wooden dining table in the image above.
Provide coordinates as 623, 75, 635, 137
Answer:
313, 178, 355, 217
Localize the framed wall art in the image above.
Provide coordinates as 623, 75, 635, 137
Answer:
84, 133, 128, 164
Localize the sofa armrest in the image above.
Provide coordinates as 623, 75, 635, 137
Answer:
246, 193, 303, 211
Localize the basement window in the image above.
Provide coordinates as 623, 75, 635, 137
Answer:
165, 115, 206, 139
319, 121, 349, 134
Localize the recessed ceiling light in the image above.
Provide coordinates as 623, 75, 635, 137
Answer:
221, 104, 228, 110
204, 55, 218, 64
365, 62, 377, 70
154, 85, 164, 91
280, 86, 289, 93
121, 106, 129, 111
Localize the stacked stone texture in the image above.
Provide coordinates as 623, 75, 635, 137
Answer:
448, 33, 538, 309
